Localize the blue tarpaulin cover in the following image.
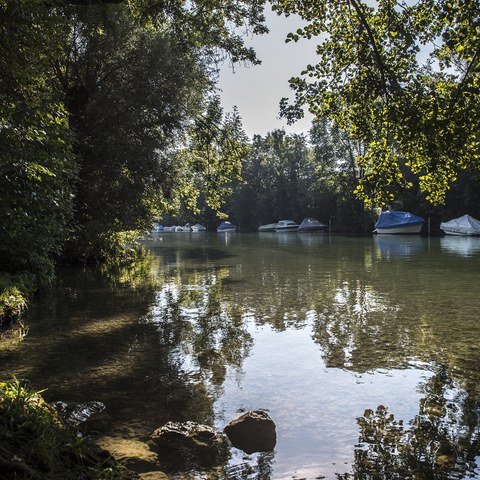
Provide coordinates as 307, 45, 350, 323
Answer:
375, 210, 425, 229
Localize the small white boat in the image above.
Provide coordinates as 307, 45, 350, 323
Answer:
297, 217, 327, 232
374, 210, 424, 234
275, 219, 299, 232
174, 226, 184, 232
191, 223, 206, 232
440, 214, 480, 236
258, 223, 278, 232
151, 222, 164, 233
183, 223, 192, 232
217, 221, 237, 232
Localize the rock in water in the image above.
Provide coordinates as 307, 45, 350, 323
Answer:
150, 421, 227, 469
151, 421, 220, 449
223, 410, 276, 454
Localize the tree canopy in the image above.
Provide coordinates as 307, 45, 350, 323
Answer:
0, 0, 267, 277
274, 0, 480, 206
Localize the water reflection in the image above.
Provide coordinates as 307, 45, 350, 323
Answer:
441, 235, 480, 257
1, 234, 479, 479
374, 234, 426, 258
338, 366, 480, 479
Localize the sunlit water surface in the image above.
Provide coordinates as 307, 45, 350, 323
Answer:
1, 233, 480, 479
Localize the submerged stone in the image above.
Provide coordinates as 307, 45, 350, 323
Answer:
223, 410, 276, 454
96, 436, 161, 473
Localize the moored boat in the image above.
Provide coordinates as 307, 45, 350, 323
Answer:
258, 223, 278, 232
297, 217, 327, 232
191, 223, 207, 232
440, 214, 480, 236
374, 210, 424, 234
217, 221, 237, 232
151, 222, 164, 233
275, 219, 299, 232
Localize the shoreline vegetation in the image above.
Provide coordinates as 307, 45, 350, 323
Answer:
0, 377, 140, 480
0, 274, 33, 330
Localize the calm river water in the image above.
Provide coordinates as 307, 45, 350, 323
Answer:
1, 233, 480, 479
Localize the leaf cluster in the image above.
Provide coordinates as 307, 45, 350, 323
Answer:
1, 0, 267, 273
274, 0, 480, 206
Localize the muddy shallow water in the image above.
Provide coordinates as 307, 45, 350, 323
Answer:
1, 233, 480, 478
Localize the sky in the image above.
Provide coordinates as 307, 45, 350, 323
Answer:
217, 7, 318, 139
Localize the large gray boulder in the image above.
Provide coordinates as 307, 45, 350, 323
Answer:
223, 410, 276, 454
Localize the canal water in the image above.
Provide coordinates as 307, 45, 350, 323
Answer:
1, 233, 480, 479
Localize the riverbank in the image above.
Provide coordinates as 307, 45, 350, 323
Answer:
0, 377, 140, 480
0, 274, 33, 329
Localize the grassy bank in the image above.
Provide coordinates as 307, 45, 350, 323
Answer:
0, 377, 138, 480
0, 274, 34, 329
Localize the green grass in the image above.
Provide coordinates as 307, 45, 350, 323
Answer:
0, 377, 138, 479
0, 273, 33, 328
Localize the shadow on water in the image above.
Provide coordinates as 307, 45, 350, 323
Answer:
1, 234, 480, 478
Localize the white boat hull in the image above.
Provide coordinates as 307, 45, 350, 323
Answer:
258, 223, 278, 232
442, 230, 480, 236
276, 227, 299, 232
275, 220, 299, 232
375, 224, 423, 234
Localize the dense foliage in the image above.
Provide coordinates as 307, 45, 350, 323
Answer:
274, 0, 480, 206
0, 4, 76, 283
226, 124, 376, 232
2, 0, 480, 292
0, 0, 266, 287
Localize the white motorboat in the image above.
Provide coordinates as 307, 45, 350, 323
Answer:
151, 222, 164, 233
275, 220, 299, 232
191, 223, 207, 232
258, 223, 278, 232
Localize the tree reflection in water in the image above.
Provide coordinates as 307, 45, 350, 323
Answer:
5, 235, 480, 478
338, 366, 480, 479
148, 236, 480, 478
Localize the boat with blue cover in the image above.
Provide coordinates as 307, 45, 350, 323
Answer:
374, 210, 424, 234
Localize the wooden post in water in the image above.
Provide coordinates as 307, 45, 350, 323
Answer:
329, 216, 336, 234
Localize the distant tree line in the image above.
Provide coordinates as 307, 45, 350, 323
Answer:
2, 0, 480, 295
218, 120, 480, 233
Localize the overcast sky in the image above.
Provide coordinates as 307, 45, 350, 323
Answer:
217, 7, 318, 139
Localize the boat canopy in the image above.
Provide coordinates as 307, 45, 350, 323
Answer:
440, 214, 480, 235
374, 210, 424, 229
217, 221, 236, 230
298, 217, 327, 231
